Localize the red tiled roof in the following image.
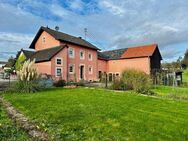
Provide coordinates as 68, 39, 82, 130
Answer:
121, 44, 158, 59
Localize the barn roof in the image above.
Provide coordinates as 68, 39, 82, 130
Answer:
98, 48, 128, 60
121, 44, 158, 59
98, 44, 162, 60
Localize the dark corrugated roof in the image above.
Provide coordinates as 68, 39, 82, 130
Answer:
29, 26, 100, 50
97, 52, 109, 60
98, 48, 128, 60
30, 45, 66, 63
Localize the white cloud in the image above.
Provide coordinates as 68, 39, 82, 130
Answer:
0, 32, 33, 60
0, 32, 32, 44
0, 0, 188, 62
69, 0, 84, 11
50, 4, 70, 18
99, 0, 125, 16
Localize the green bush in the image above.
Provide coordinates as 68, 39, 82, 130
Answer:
14, 80, 43, 93
5, 80, 44, 94
8, 59, 43, 93
120, 69, 152, 94
111, 78, 126, 90
53, 80, 66, 87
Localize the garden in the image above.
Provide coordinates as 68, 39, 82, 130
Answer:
1, 60, 188, 140
2, 88, 188, 141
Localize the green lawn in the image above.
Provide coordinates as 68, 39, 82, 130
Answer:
183, 70, 188, 83
0, 105, 30, 141
3, 88, 188, 141
152, 85, 188, 96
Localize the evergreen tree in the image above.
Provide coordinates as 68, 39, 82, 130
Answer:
182, 49, 188, 69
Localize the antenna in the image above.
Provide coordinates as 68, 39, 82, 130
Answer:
55, 26, 59, 31
84, 28, 87, 40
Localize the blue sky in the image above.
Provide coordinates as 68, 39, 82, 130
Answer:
0, 0, 188, 62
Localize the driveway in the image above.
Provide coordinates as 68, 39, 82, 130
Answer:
0, 79, 12, 91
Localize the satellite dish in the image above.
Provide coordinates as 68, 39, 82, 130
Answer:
55, 26, 59, 31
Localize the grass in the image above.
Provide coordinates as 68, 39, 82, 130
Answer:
152, 85, 188, 96
183, 70, 188, 83
152, 69, 188, 100
0, 105, 31, 141
152, 84, 188, 100
3, 87, 188, 141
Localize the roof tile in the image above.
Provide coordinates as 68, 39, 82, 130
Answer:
98, 48, 127, 60
121, 44, 157, 59
98, 44, 160, 60
29, 26, 99, 50
30, 45, 66, 63
22, 50, 35, 59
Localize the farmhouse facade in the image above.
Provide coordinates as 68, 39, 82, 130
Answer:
19, 26, 162, 82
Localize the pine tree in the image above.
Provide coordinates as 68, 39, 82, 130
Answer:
182, 49, 188, 69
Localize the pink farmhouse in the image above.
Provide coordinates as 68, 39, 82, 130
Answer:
23, 26, 162, 82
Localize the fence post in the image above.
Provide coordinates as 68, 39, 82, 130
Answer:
105, 73, 108, 88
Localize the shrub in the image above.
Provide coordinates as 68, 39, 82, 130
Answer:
121, 69, 152, 94
76, 80, 85, 86
111, 78, 126, 90
17, 59, 39, 81
39, 75, 53, 88
10, 59, 42, 93
53, 80, 66, 87
13, 80, 43, 93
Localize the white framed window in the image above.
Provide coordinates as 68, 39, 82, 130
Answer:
88, 66, 93, 74
116, 73, 120, 77
88, 53, 92, 61
80, 50, 85, 60
56, 58, 62, 65
42, 36, 46, 43
69, 48, 75, 58
108, 73, 113, 82
69, 64, 75, 74
56, 67, 62, 77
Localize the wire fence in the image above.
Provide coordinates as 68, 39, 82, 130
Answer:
150, 69, 183, 87
0, 69, 186, 92
97, 69, 184, 88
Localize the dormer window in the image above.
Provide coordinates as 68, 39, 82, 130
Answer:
42, 36, 46, 43
80, 51, 85, 60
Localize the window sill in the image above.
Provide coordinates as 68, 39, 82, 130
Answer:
69, 56, 75, 59
69, 72, 74, 74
